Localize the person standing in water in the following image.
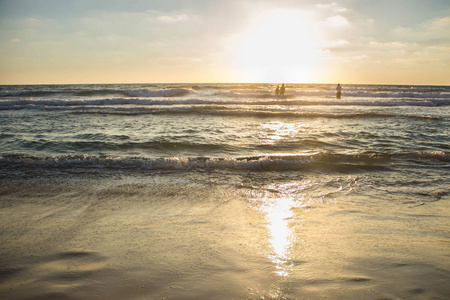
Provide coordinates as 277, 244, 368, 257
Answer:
280, 84, 286, 95
275, 85, 280, 96
336, 83, 342, 99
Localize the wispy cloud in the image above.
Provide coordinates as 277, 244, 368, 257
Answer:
324, 15, 351, 28
157, 13, 191, 23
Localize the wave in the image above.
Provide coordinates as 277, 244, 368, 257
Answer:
16, 139, 231, 153
251, 90, 450, 100
0, 98, 209, 110
0, 88, 193, 98
1, 151, 448, 172
68, 107, 441, 120
2, 84, 449, 101
345, 91, 450, 99
123, 88, 192, 97
1, 97, 449, 112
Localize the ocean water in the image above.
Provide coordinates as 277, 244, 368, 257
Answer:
0, 83, 449, 299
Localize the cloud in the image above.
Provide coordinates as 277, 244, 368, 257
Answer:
318, 3, 449, 63
368, 41, 416, 49
1, 0, 449, 84
325, 15, 351, 28
424, 16, 450, 43
391, 16, 450, 42
157, 13, 191, 23
316, 2, 348, 13
325, 39, 350, 48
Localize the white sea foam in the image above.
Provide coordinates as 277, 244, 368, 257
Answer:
123, 88, 193, 97
1, 84, 448, 101
1, 97, 449, 112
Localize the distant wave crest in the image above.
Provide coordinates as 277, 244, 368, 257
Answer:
1, 98, 448, 114
0, 88, 192, 98
123, 88, 192, 97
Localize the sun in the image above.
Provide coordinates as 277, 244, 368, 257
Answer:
229, 9, 323, 83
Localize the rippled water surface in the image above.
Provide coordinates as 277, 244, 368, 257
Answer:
0, 83, 449, 299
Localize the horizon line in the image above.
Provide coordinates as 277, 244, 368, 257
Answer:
1, 81, 449, 87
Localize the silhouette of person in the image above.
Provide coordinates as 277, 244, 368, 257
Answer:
275, 85, 280, 96
280, 84, 286, 95
336, 84, 342, 99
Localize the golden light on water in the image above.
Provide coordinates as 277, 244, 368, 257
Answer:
262, 196, 296, 277
259, 121, 303, 145
255, 121, 309, 276
253, 182, 312, 277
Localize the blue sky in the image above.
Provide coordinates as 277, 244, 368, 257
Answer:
1, 0, 449, 84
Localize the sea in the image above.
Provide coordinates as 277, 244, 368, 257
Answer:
0, 83, 449, 299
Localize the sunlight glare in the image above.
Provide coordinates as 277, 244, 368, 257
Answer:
230, 9, 322, 83
259, 121, 302, 145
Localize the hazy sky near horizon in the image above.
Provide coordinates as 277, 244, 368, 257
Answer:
1, 0, 449, 85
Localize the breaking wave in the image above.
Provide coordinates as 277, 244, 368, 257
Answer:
1, 151, 448, 172
1, 98, 449, 112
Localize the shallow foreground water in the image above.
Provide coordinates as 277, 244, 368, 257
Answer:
0, 167, 449, 300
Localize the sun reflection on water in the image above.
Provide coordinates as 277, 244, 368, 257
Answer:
252, 182, 310, 277
259, 121, 303, 145
263, 197, 296, 276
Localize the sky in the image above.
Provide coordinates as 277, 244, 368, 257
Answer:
0, 0, 449, 85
